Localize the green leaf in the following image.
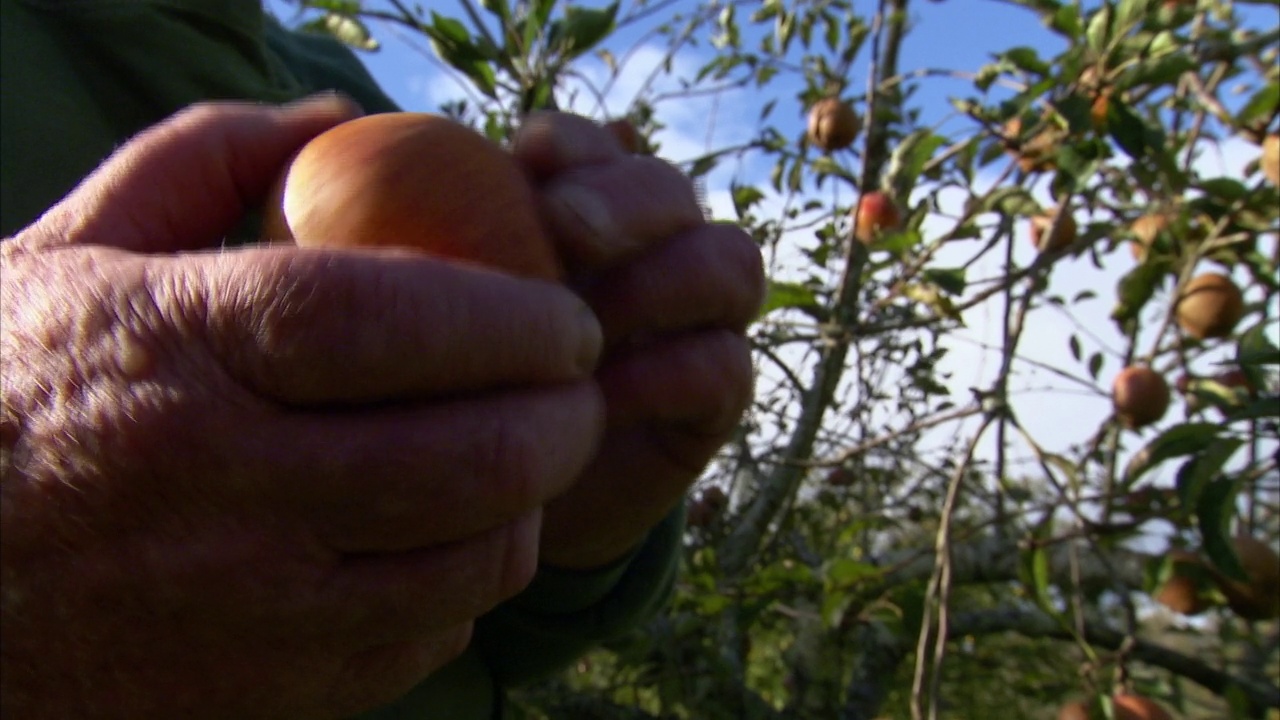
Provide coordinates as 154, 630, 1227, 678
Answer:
300, 0, 361, 13
1198, 478, 1248, 582
921, 267, 967, 296
825, 558, 881, 588
1018, 514, 1058, 614
731, 184, 765, 219
869, 229, 923, 256
519, 80, 554, 112
902, 282, 965, 324
1113, 0, 1149, 36
1236, 82, 1280, 127
696, 593, 733, 615
530, 0, 557, 28
777, 10, 796, 54
888, 130, 946, 202
823, 10, 839, 51
1001, 47, 1051, 76
1110, 259, 1169, 328
558, 2, 618, 59
1031, 546, 1052, 608
424, 11, 499, 98
687, 154, 718, 179
1123, 423, 1222, 486
300, 13, 380, 51
750, 0, 780, 22
1226, 397, 1280, 422
760, 280, 819, 318
786, 155, 804, 192
1175, 437, 1244, 511
1197, 177, 1250, 203
1085, 5, 1112, 55
1042, 453, 1082, 488
1088, 352, 1104, 381
1129, 53, 1195, 89
480, 0, 510, 21
810, 155, 845, 180
1107, 97, 1150, 160
451, 59, 497, 98
431, 11, 472, 44
1237, 324, 1280, 367
975, 186, 1040, 217
1048, 4, 1082, 38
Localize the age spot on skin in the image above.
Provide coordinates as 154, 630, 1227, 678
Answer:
115, 329, 155, 381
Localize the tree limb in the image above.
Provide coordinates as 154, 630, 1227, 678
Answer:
952, 607, 1280, 712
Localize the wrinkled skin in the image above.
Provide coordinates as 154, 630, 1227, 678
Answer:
0, 96, 762, 718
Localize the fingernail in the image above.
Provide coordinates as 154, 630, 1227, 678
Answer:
282, 91, 365, 119
576, 301, 604, 373
551, 185, 622, 259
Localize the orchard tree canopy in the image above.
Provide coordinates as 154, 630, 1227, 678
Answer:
276, 0, 1280, 718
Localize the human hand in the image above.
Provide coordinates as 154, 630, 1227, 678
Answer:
0, 98, 605, 718
513, 114, 764, 569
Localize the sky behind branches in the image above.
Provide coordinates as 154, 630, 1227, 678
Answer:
265, 0, 1279, 519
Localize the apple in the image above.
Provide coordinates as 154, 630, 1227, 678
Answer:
1030, 207, 1078, 253
1175, 272, 1245, 340
853, 191, 902, 244
807, 97, 860, 152
1112, 366, 1171, 429
262, 112, 559, 280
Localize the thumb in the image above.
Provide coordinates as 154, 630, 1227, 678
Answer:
22, 93, 362, 253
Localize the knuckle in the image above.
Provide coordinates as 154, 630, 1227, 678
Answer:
500, 533, 539, 599
471, 406, 541, 511
720, 226, 767, 317
211, 252, 350, 399
329, 627, 473, 716
693, 332, 755, 431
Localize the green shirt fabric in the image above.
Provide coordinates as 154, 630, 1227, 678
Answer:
0, 1, 683, 717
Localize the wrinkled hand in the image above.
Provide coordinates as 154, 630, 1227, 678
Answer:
0, 98, 605, 719
514, 114, 765, 569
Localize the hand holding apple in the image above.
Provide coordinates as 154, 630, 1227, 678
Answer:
512, 112, 765, 569
0, 97, 606, 718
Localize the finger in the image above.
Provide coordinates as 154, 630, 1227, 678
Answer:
541, 155, 706, 270
184, 246, 602, 404
21, 95, 362, 253
319, 511, 543, 645
512, 111, 626, 180
582, 223, 766, 346
329, 623, 473, 718
540, 332, 753, 568
257, 382, 604, 553
596, 330, 754, 449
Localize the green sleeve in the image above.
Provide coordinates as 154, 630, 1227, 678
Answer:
475, 505, 685, 687
261, 16, 401, 116
0, 0, 398, 238
352, 508, 685, 719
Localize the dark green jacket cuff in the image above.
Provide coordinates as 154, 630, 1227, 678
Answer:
475, 504, 685, 686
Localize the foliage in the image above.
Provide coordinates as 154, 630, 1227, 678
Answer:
278, 1, 1280, 717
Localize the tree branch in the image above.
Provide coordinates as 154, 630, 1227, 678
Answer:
952, 607, 1280, 712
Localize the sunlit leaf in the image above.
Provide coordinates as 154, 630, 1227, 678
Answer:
1198, 478, 1248, 582
922, 267, 967, 296
760, 280, 819, 318
300, 12, 380, 51
1175, 437, 1243, 512
1109, 259, 1169, 329
558, 2, 618, 58
1237, 81, 1280, 127
1123, 423, 1223, 486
